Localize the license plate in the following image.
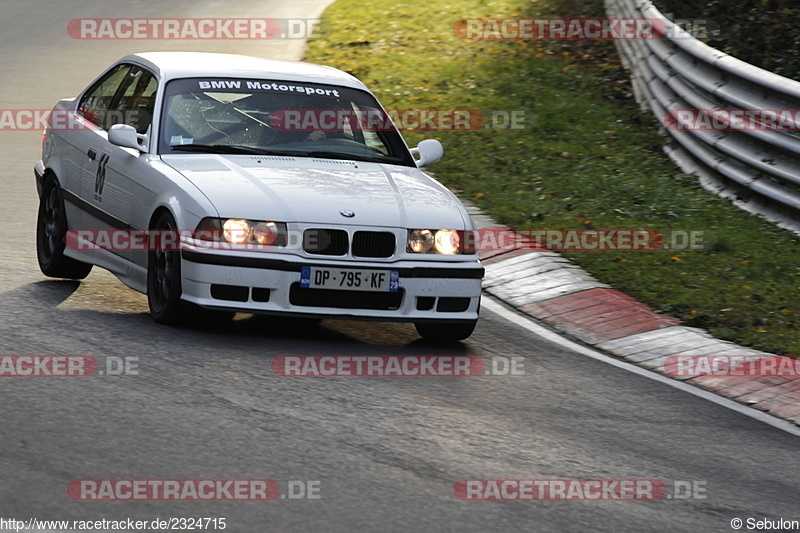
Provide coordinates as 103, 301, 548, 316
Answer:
300, 266, 399, 292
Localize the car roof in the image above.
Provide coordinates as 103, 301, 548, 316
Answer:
120, 52, 369, 91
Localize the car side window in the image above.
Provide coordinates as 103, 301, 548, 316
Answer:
77, 64, 132, 129
114, 67, 158, 134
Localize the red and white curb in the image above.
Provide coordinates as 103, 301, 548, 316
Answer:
462, 200, 800, 426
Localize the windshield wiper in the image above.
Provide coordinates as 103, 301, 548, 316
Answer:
170, 144, 290, 156
170, 144, 399, 163
302, 150, 395, 164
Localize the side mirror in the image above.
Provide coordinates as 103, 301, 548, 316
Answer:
108, 124, 146, 152
411, 139, 443, 167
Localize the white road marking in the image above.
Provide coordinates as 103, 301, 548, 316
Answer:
482, 295, 800, 437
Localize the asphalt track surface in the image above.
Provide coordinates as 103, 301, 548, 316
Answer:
0, 1, 798, 531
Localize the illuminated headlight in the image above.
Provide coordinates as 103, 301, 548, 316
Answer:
194, 218, 287, 247
434, 229, 459, 255
223, 219, 250, 244
407, 229, 434, 253
407, 229, 476, 254
252, 222, 280, 245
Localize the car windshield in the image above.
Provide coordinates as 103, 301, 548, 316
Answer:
158, 77, 415, 166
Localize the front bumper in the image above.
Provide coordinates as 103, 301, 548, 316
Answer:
180, 247, 483, 322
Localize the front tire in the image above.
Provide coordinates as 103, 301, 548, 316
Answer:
36, 176, 92, 279
414, 320, 477, 342
147, 211, 186, 324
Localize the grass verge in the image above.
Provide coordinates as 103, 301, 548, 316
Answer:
304, 0, 800, 354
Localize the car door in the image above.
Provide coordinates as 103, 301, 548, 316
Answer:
53, 64, 130, 229
71, 63, 131, 232
78, 65, 158, 263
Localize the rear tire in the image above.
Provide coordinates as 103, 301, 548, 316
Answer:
414, 320, 477, 342
36, 176, 92, 279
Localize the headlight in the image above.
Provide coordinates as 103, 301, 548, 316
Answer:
252, 222, 280, 245
434, 229, 459, 255
194, 218, 287, 247
223, 219, 250, 244
407, 229, 434, 253
407, 229, 476, 254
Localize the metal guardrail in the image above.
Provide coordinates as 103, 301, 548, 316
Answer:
605, 0, 800, 232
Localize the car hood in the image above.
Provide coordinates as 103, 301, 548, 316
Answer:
161, 154, 470, 229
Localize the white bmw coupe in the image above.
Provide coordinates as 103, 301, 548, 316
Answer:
35, 52, 483, 340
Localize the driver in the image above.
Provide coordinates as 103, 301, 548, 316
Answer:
276, 97, 354, 143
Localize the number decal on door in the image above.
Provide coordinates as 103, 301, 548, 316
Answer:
94, 151, 110, 200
